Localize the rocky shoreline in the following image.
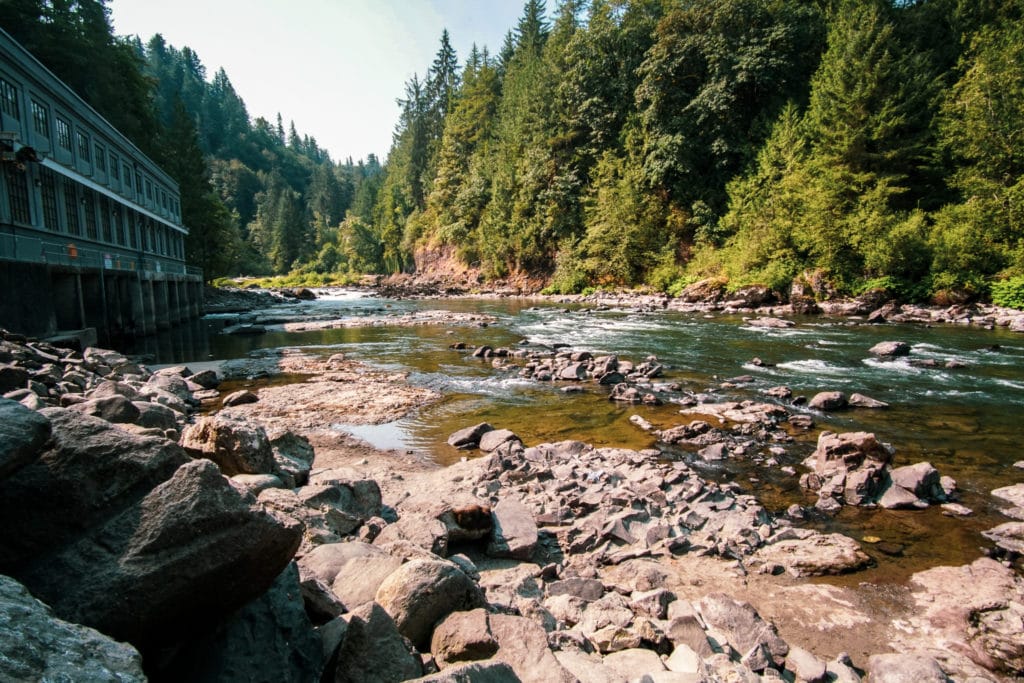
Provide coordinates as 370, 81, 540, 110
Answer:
2, 317, 1023, 681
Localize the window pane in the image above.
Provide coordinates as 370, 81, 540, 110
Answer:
3, 165, 31, 223
56, 118, 71, 149
0, 79, 19, 119
31, 100, 48, 137
39, 167, 59, 231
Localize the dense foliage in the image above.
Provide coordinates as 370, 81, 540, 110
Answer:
5, 0, 1022, 304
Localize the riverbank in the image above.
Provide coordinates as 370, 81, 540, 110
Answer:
5, 299, 1022, 680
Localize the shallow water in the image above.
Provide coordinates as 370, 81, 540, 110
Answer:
126, 291, 1024, 581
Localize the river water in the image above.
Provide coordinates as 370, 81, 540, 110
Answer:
125, 290, 1024, 582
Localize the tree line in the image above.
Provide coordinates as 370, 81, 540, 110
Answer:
4, 0, 1021, 305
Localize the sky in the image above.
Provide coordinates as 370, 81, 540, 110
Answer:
107, 0, 528, 164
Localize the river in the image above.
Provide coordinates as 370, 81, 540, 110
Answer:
124, 290, 1024, 583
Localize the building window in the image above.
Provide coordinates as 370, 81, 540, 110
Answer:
99, 196, 112, 242
110, 153, 119, 181
39, 167, 59, 231
95, 143, 106, 173
31, 100, 48, 138
123, 164, 132, 193
62, 178, 80, 235
129, 211, 139, 249
56, 117, 71, 149
82, 189, 97, 239
3, 165, 31, 224
145, 178, 153, 201
77, 131, 90, 163
0, 78, 19, 119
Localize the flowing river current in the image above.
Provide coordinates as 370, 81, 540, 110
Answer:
125, 290, 1024, 583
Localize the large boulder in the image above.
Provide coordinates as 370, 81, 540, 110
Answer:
17, 459, 302, 653
270, 431, 316, 487
889, 462, 943, 501
448, 423, 494, 450
869, 341, 911, 357
67, 395, 141, 424
430, 608, 499, 669
0, 574, 145, 682
0, 407, 188, 570
375, 559, 486, 650
697, 594, 789, 672
0, 397, 51, 478
0, 363, 29, 393
161, 562, 322, 682
808, 391, 848, 411
180, 412, 275, 476
811, 431, 893, 477
487, 498, 538, 560
333, 602, 423, 683
753, 530, 871, 578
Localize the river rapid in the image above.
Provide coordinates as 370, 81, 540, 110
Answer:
125, 290, 1024, 584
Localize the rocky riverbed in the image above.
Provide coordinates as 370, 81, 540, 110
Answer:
2, 320, 1023, 682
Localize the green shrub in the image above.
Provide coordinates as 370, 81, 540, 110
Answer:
991, 276, 1024, 310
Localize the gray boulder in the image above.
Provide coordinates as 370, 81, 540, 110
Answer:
333, 602, 423, 683
188, 369, 220, 389
271, 431, 316, 486
889, 462, 943, 501
0, 397, 50, 478
808, 391, 848, 411
67, 395, 141, 423
479, 429, 520, 453
132, 400, 179, 431
375, 559, 486, 649
869, 341, 911, 357
0, 574, 145, 683
180, 412, 275, 476
449, 423, 494, 450
431, 608, 499, 668
222, 389, 259, 407
411, 661, 521, 682
162, 562, 322, 683
0, 408, 187, 569
18, 459, 302, 652
487, 498, 538, 560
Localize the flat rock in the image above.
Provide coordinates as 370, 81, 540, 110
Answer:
486, 612, 578, 683
479, 428, 519, 452
222, 389, 258, 407
698, 594, 789, 671
785, 645, 828, 683
430, 608, 499, 669
878, 482, 925, 509
754, 531, 871, 578
848, 392, 889, 409
487, 498, 538, 560
991, 483, 1024, 508
746, 317, 794, 328
411, 661, 520, 682
0, 574, 145, 682
866, 653, 948, 682
981, 522, 1024, 554
603, 647, 667, 679
67, 395, 141, 424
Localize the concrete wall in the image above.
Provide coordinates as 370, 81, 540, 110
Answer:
0, 260, 202, 344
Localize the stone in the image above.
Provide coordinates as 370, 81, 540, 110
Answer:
559, 362, 588, 380
161, 562, 322, 683
299, 541, 391, 586
332, 554, 403, 610
981, 522, 1024, 554
374, 512, 450, 556
889, 462, 942, 501
14, 459, 302, 654
488, 498, 539, 560
222, 389, 259, 407
479, 429, 519, 453
180, 412, 275, 476
546, 577, 605, 602
866, 653, 948, 682
231, 473, 285, 495
785, 645, 828, 683
808, 391, 847, 411
188, 369, 220, 389
375, 559, 486, 650
869, 341, 911, 357
132, 401, 179, 431
485, 613, 577, 683
698, 594, 789, 671
630, 588, 675, 620
908, 557, 1024, 675
0, 397, 51, 478
430, 608, 499, 668
603, 648, 667, 679
753, 531, 870, 578
665, 644, 703, 675
0, 363, 29, 392
333, 602, 423, 683
271, 431, 316, 486
991, 483, 1024, 508
144, 372, 193, 403
0, 574, 146, 683
67, 395, 141, 423
0, 408, 188, 569
449, 422, 494, 450
746, 317, 794, 328
812, 431, 892, 476
848, 393, 889, 409
878, 482, 925, 509
411, 661, 521, 682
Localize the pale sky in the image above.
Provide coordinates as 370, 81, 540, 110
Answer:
107, 0, 527, 164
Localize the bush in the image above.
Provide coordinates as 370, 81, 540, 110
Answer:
991, 276, 1024, 310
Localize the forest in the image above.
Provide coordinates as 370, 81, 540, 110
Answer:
3, 0, 1022, 306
